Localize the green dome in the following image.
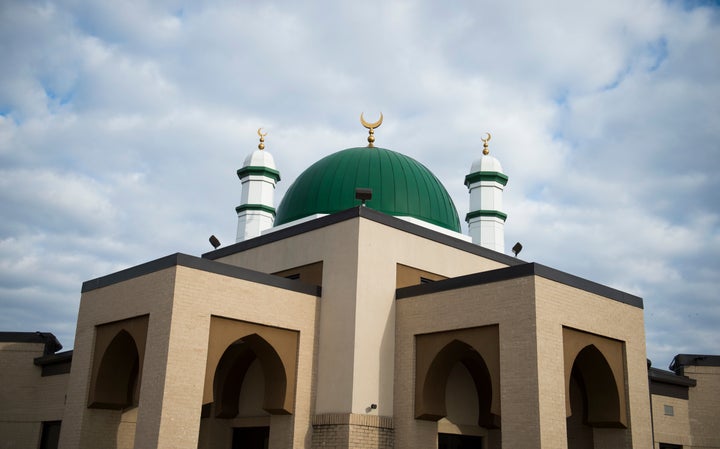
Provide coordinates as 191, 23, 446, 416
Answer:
274, 147, 461, 232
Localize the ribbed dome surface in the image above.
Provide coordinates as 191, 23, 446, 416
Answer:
274, 147, 461, 232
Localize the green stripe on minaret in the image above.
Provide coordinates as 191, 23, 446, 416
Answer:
236, 204, 276, 216
464, 171, 508, 187
465, 210, 507, 222
237, 166, 281, 182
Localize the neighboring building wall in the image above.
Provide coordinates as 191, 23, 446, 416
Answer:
685, 364, 720, 449
651, 394, 691, 448
0, 341, 68, 449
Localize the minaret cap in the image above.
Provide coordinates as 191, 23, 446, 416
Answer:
360, 112, 383, 148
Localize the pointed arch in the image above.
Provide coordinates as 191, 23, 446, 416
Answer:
88, 330, 140, 409
415, 328, 500, 429
212, 333, 290, 417
88, 315, 148, 410
563, 328, 628, 428
569, 344, 624, 427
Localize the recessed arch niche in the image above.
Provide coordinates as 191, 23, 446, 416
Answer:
563, 327, 628, 428
203, 316, 299, 417
415, 325, 500, 428
88, 315, 149, 409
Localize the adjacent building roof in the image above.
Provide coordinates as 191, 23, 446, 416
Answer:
274, 147, 462, 232
648, 366, 697, 399
670, 354, 720, 374
0, 331, 63, 355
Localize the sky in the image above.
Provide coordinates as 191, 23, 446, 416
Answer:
0, 0, 718, 369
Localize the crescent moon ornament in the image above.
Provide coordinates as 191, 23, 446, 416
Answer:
360, 112, 383, 129
257, 127, 267, 150
360, 112, 383, 147
482, 132, 492, 155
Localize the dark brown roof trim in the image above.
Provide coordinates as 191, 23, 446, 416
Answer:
34, 350, 73, 377
0, 331, 63, 355
649, 367, 695, 399
396, 262, 643, 309
670, 354, 720, 374
34, 349, 73, 366
81, 253, 321, 296
203, 206, 524, 267
649, 367, 696, 387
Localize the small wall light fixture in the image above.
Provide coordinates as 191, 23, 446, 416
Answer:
209, 235, 221, 249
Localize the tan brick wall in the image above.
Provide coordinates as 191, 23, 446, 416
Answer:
684, 365, 720, 449
651, 394, 690, 448
170, 266, 318, 449
0, 422, 41, 449
395, 277, 540, 449
0, 342, 68, 449
353, 219, 508, 419
535, 276, 652, 449
60, 266, 177, 449
42, 213, 654, 449
311, 414, 393, 449
219, 219, 361, 416
218, 216, 507, 420
395, 274, 651, 449
60, 260, 318, 449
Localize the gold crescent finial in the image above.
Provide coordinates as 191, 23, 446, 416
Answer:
360, 112, 383, 148
257, 127, 268, 150
481, 132, 492, 155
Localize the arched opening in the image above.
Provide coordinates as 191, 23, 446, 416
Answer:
199, 318, 299, 449
419, 339, 499, 429
212, 333, 289, 418
88, 330, 140, 409
572, 345, 623, 426
567, 344, 625, 449
567, 362, 595, 449
199, 333, 289, 449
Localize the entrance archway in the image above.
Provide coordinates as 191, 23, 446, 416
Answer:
199, 318, 299, 449
566, 344, 626, 449
213, 333, 289, 418
420, 339, 498, 428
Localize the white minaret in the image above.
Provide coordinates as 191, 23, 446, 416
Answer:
235, 128, 280, 242
465, 133, 508, 253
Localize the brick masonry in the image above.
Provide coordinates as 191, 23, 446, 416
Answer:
311, 414, 394, 449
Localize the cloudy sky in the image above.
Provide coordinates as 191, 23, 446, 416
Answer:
1, 0, 718, 368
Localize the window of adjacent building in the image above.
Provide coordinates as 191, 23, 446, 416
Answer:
664, 404, 674, 416
659, 443, 682, 449
39, 421, 61, 449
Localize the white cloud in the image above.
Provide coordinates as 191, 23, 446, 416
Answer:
0, 0, 718, 366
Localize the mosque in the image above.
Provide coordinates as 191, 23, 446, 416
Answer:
0, 115, 718, 449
